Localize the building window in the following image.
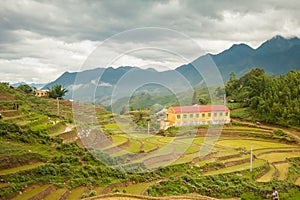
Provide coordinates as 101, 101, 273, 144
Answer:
183, 114, 187, 118
225, 112, 228, 116
214, 112, 217, 117
208, 113, 211, 117
177, 115, 181, 119
190, 114, 193, 118
202, 113, 205, 118
220, 112, 223, 116
196, 114, 199, 118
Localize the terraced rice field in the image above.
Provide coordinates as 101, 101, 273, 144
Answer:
217, 139, 298, 150
275, 162, 290, 180
2, 102, 300, 199
204, 159, 266, 176
95, 127, 300, 179
119, 181, 156, 194
66, 186, 86, 200
12, 184, 51, 200
257, 164, 276, 182
257, 152, 300, 163
43, 188, 67, 200
0, 162, 44, 175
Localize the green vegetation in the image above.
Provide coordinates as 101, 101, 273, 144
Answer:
17, 84, 33, 94
48, 84, 68, 99
226, 68, 300, 127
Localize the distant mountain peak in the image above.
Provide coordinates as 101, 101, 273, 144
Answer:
229, 43, 254, 51
270, 35, 285, 40
211, 43, 255, 66
256, 35, 300, 55
269, 35, 299, 41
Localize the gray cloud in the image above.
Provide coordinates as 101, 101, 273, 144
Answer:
1, 0, 300, 83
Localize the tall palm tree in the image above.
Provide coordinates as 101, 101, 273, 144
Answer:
48, 84, 68, 99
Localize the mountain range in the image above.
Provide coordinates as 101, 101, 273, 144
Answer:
11, 82, 45, 89
43, 35, 300, 104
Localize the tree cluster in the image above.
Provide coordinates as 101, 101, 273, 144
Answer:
226, 68, 300, 126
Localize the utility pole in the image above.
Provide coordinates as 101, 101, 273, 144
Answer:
57, 97, 60, 115
250, 144, 253, 172
147, 119, 150, 142
223, 94, 226, 105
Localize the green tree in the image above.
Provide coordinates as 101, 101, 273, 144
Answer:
226, 68, 300, 127
48, 84, 68, 99
229, 71, 236, 80
198, 97, 209, 105
192, 90, 198, 105
17, 84, 33, 94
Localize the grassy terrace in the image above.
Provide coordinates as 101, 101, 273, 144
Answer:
0, 139, 58, 158
217, 139, 298, 150
12, 184, 50, 200
43, 188, 67, 200
257, 164, 275, 182
119, 181, 157, 195
66, 186, 86, 200
0, 162, 44, 175
203, 159, 266, 176
275, 162, 290, 180
257, 152, 300, 163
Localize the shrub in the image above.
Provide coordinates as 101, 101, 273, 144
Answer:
241, 192, 262, 200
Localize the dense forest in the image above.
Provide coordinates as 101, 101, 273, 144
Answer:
226, 68, 300, 127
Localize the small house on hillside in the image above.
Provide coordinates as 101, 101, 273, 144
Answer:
35, 90, 49, 97
161, 105, 230, 130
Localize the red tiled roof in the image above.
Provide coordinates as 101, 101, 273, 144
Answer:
170, 105, 229, 114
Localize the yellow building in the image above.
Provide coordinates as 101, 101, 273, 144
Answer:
163, 105, 230, 129
35, 90, 49, 97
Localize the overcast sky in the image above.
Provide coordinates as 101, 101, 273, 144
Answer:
1, 0, 300, 83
